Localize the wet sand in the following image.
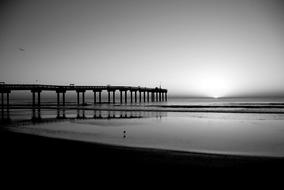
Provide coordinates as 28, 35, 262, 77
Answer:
2, 130, 284, 188
2, 127, 284, 174
2, 102, 284, 185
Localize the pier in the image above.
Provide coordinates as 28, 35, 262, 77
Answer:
0, 84, 168, 120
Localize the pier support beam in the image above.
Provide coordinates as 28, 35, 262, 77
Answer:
57, 92, 60, 107
98, 91, 101, 104
31, 90, 41, 107
93, 91, 96, 104
165, 92, 167, 101
139, 91, 141, 103
147, 91, 150, 102
37, 91, 40, 107
1, 93, 3, 119
130, 91, 133, 103
31, 90, 41, 120
135, 91, 137, 103
55, 89, 66, 119
77, 91, 80, 105
113, 91, 115, 104
143, 91, 146, 102
124, 91, 127, 103
156, 92, 159, 102
56, 89, 66, 107
108, 91, 111, 104
56, 90, 66, 119
76, 90, 86, 106
1, 93, 3, 107
6, 92, 10, 115
31, 92, 36, 119
63, 92, 65, 107
82, 91, 85, 105
120, 91, 123, 104
32, 91, 36, 107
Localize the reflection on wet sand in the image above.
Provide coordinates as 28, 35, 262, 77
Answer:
32, 105, 41, 120
57, 107, 66, 119
1, 106, 167, 126
92, 110, 166, 120
1, 103, 10, 122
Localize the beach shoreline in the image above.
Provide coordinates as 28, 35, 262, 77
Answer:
2, 127, 284, 187
2, 128, 284, 171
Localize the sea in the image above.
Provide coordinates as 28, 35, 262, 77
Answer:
2, 95, 284, 157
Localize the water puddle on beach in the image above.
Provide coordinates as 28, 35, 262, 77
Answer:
3, 107, 284, 157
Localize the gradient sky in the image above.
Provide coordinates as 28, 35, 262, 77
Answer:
1, 0, 284, 97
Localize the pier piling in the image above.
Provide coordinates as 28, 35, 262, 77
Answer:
113, 91, 115, 104
108, 91, 110, 103
93, 91, 96, 104
130, 91, 133, 103
120, 91, 123, 104
0, 84, 168, 116
98, 91, 101, 104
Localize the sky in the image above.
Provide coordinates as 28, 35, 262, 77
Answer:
1, 0, 284, 98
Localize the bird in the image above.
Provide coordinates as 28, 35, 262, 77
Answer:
18, 48, 25, 51
123, 130, 126, 138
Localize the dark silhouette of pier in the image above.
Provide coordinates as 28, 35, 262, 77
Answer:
0, 84, 168, 120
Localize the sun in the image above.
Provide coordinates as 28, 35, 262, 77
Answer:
212, 94, 221, 99
199, 76, 229, 98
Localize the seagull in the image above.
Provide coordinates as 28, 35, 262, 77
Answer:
18, 48, 25, 51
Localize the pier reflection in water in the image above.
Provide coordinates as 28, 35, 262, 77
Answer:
1, 104, 10, 122
1, 106, 167, 124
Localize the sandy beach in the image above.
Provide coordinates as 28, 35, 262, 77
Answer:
2, 102, 284, 184
2, 127, 284, 173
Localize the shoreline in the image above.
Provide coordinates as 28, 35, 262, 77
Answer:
2, 128, 284, 171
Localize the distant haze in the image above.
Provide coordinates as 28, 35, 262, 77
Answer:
1, 0, 284, 98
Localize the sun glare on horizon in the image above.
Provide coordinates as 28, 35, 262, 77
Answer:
198, 75, 229, 98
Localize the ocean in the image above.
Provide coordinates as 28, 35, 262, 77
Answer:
2, 96, 284, 157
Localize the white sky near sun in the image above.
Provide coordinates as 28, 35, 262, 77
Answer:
1, 0, 284, 97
